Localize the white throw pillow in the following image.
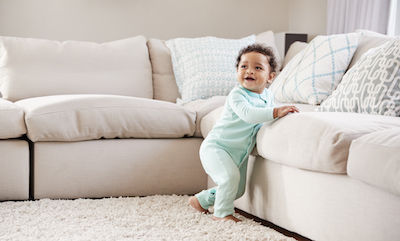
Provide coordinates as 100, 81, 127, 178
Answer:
0, 36, 153, 102
317, 37, 400, 116
269, 33, 361, 105
166, 35, 256, 105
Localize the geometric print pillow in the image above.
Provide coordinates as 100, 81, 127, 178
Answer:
318, 37, 400, 117
166, 35, 255, 105
269, 33, 360, 105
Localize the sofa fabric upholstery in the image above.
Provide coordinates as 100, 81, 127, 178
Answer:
0, 36, 153, 102
16, 94, 196, 142
347, 128, 400, 196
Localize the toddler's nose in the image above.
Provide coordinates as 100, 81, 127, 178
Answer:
247, 68, 254, 74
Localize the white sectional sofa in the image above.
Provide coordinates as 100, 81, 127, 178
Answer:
0, 29, 399, 241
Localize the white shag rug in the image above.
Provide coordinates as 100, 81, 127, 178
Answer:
0, 195, 295, 241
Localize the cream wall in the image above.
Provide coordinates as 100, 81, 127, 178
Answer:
0, 0, 326, 42
288, 0, 327, 41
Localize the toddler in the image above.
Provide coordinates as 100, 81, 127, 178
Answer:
189, 43, 299, 222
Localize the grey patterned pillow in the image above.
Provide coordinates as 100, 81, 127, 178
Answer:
317, 37, 400, 116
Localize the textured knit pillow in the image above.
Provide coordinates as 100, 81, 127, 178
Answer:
166, 35, 255, 105
317, 37, 400, 116
269, 33, 360, 105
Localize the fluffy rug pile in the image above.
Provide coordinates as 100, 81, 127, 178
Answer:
0, 195, 294, 240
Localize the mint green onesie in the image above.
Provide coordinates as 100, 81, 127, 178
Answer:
196, 85, 276, 218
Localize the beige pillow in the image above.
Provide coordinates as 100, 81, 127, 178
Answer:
0, 36, 153, 102
0, 99, 26, 139
256, 112, 400, 174
347, 128, 400, 196
16, 95, 196, 142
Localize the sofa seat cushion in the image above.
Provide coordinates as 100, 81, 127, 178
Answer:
0, 99, 26, 139
347, 128, 400, 196
256, 112, 400, 174
16, 95, 196, 142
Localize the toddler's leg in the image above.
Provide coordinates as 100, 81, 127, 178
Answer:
200, 145, 242, 221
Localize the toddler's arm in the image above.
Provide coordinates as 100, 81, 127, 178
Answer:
227, 92, 275, 124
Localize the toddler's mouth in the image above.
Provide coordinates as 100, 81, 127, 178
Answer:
245, 77, 255, 81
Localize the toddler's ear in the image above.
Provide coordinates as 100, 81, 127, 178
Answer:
267, 72, 276, 83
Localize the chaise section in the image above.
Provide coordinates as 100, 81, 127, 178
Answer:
16, 94, 197, 142
33, 138, 206, 199
256, 112, 400, 173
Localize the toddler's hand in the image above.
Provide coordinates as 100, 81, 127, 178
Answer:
273, 106, 299, 118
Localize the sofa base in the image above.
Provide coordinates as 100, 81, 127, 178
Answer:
34, 138, 206, 199
0, 140, 30, 201
233, 156, 400, 241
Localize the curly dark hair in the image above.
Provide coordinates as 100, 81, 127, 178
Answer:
235, 43, 277, 73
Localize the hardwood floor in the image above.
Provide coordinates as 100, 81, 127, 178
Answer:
235, 208, 313, 241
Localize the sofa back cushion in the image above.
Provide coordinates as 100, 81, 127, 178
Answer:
348, 29, 395, 70
0, 36, 153, 102
147, 38, 181, 103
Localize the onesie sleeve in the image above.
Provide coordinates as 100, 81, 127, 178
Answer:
228, 89, 275, 124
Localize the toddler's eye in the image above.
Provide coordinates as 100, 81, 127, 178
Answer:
241, 65, 247, 69
256, 67, 262, 70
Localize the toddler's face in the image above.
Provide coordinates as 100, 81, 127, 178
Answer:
237, 52, 275, 94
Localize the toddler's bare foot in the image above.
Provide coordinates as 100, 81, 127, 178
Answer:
189, 196, 209, 214
213, 215, 242, 222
